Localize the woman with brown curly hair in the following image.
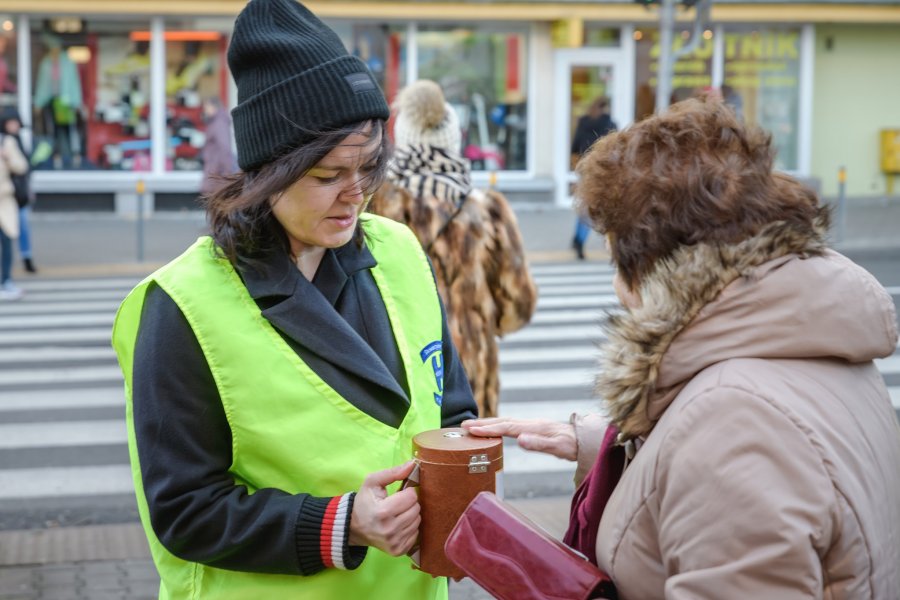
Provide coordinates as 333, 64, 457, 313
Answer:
466, 96, 900, 598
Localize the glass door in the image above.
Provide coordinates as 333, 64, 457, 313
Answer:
554, 49, 631, 206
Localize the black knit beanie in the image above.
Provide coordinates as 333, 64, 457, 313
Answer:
228, 0, 390, 171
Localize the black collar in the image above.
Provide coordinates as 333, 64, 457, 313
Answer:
235, 241, 407, 401
239, 241, 377, 305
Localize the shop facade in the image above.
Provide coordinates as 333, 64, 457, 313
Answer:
0, 1, 897, 212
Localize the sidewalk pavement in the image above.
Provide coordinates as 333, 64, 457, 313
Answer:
17, 195, 900, 279
1, 196, 897, 597
0, 495, 570, 600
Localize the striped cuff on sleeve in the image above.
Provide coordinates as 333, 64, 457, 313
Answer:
296, 493, 366, 575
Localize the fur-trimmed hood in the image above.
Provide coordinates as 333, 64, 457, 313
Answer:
599, 212, 899, 438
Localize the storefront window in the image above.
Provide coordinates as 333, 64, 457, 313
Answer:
31, 18, 151, 171
569, 65, 614, 168
353, 24, 406, 105
0, 16, 17, 112
583, 25, 620, 48
417, 24, 529, 171
164, 18, 231, 171
723, 27, 801, 171
633, 27, 714, 121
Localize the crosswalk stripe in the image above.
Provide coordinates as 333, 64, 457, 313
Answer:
499, 398, 600, 422
883, 286, 900, 296
0, 419, 125, 449
538, 284, 616, 297
0, 387, 123, 411
529, 263, 614, 276
501, 346, 597, 366
0, 466, 134, 500
0, 301, 123, 315
537, 294, 620, 309
501, 368, 593, 390
533, 274, 614, 287
891, 387, 900, 410
503, 326, 606, 344
0, 346, 116, 364
0, 313, 113, 329
19, 278, 139, 292
0, 329, 111, 345
13, 290, 127, 302
0, 366, 121, 387
530, 309, 609, 324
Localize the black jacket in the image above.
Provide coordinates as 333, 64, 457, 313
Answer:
570, 113, 617, 157
132, 239, 476, 575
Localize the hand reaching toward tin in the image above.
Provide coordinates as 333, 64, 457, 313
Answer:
462, 418, 577, 461
349, 461, 421, 556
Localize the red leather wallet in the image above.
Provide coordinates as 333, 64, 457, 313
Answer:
444, 492, 617, 600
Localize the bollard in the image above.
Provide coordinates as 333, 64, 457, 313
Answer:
488, 171, 498, 191
136, 179, 146, 262
837, 166, 847, 243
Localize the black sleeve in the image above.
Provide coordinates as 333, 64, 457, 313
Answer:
132, 284, 365, 575
571, 117, 588, 155
429, 269, 478, 427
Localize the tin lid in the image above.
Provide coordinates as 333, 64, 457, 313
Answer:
413, 427, 503, 465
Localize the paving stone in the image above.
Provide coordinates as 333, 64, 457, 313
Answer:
125, 583, 160, 599
117, 562, 158, 584
33, 569, 83, 586
33, 589, 80, 600
0, 567, 35, 591
75, 592, 125, 600
74, 562, 121, 577
79, 572, 124, 592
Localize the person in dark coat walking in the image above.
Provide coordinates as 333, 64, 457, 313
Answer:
569, 96, 616, 260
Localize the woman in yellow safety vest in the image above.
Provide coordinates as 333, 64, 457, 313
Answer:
111, 1, 477, 598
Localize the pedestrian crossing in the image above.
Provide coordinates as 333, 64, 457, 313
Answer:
0, 263, 898, 520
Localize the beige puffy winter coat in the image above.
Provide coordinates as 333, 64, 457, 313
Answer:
574, 219, 900, 599
0, 135, 26, 238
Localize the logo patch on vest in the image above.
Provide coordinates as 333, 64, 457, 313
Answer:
420, 341, 444, 406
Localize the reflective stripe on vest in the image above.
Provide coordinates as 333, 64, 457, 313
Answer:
112, 214, 447, 599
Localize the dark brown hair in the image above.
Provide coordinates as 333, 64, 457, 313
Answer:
203, 119, 390, 267
575, 95, 820, 289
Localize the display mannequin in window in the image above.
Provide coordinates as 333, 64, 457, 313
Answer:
33, 33, 83, 169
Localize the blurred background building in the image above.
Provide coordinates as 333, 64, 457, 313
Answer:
0, 0, 897, 212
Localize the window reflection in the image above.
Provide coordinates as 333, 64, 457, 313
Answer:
633, 27, 715, 121
163, 22, 229, 171
723, 27, 801, 170
31, 19, 151, 171
0, 19, 17, 111
417, 25, 529, 171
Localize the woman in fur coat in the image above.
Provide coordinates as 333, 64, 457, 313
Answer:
464, 96, 900, 598
369, 80, 537, 418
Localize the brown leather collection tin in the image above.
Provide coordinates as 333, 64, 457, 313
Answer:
406, 427, 503, 579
